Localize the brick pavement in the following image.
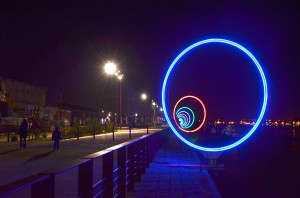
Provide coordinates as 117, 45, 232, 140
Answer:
0, 128, 158, 187
1, 128, 222, 197
127, 132, 221, 198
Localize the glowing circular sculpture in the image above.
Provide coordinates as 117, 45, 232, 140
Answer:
162, 38, 268, 152
176, 107, 194, 129
173, 95, 206, 133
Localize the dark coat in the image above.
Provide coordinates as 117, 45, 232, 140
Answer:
19, 120, 28, 138
52, 128, 61, 141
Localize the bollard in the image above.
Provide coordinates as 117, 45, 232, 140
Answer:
112, 125, 115, 140
93, 125, 95, 140
146, 125, 149, 134
129, 126, 132, 140
77, 126, 79, 140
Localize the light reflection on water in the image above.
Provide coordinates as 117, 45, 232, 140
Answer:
210, 126, 300, 197
179, 125, 300, 148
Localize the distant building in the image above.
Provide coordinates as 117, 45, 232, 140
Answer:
0, 76, 46, 117
0, 76, 97, 129
59, 103, 97, 126
0, 76, 45, 105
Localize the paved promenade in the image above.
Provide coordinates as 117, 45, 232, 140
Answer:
127, 132, 221, 198
0, 128, 159, 187
1, 128, 221, 197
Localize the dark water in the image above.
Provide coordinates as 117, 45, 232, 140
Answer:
209, 126, 300, 198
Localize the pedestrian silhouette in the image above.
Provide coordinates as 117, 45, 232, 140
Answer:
105, 120, 108, 132
52, 126, 62, 150
19, 119, 28, 148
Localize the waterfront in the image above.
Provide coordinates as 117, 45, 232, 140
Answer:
210, 126, 300, 198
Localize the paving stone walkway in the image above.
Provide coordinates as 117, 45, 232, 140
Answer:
0, 128, 158, 187
127, 133, 221, 198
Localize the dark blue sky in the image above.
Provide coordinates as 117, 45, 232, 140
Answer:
1, 1, 299, 120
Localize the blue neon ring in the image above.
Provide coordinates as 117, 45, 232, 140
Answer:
161, 38, 268, 152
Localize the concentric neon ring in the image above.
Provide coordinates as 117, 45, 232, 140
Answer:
172, 95, 206, 133
162, 38, 268, 152
176, 107, 194, 129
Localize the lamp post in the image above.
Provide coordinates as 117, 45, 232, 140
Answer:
116, 72, 123, 128
141, 93, 147, 125
104, 61, 117, 128
152, 100, 156, 128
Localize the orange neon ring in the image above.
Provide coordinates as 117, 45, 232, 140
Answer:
173, 95, 206, 133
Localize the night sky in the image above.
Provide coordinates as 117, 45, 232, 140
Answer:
1, 1, 299, 120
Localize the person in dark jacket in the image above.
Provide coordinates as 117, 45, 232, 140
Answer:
19, 119, 28, 148
52, 126, 62, 150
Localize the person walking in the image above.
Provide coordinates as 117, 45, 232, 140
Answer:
19, 119, 28, 148
52, 126, 62, 150
0, 113, 2, 134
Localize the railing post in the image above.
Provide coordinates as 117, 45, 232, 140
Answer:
148, 134, 153, 162
140, 139, 146, 174
103, 151, 113, 198
78, 159, 93, 198
31, 177, 53, 198
145, 136, 150, 168
32, 175, 54, 198
127, 143, 134, 192
118, 146, 126, 197
135, 141, 141, 182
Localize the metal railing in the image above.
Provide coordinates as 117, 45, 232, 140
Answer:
0, 129, 167, 198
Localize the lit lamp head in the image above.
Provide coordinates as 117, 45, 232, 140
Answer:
117, 74, 123, 80
141, 93, 147, 100
104, 61, 117, 75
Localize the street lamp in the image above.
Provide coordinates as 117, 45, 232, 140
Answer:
152, 100, 156, 128
116, 72, 124, 128
104, 61, 117, 127
104, 61, 117, 75
135, 113, 138, 124
141, 93, 147, 124
141, 93, 147, 100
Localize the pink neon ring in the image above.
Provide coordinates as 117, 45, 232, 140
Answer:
172, 95, 206, 133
